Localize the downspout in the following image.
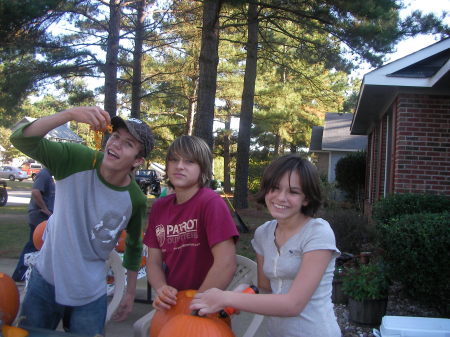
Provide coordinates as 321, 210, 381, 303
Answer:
384, 115, 389, 198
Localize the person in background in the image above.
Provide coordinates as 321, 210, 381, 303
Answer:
10, 107, 154, 336
144, 135, 239, 311
12, 167, 55, 282
191, 154, 342, 337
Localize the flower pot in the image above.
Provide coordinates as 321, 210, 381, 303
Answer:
332, 277, 348, 304
348, 297, 387, 326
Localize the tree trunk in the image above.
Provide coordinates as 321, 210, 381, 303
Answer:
130, 0, 146, 119
274, 134, 280, 155
223, 114, 232, 194
233, 2, 258, 209
193, 0, 222, 149
104, 0, 121, 118
186, 78, 198, 135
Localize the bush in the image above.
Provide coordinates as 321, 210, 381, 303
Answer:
335, 151, 366, 207
372, 193, 450, 224
318, 208, 374, 254
210, 179, 220, 190
341, 262, 389, 301
377, 212, 450, 314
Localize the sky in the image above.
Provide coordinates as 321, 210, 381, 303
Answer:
354, 0, 450, 78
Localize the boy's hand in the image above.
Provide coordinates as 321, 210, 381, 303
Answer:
153, 285, 177, 311
112, 292, 134, 321
62, 106, 111, 131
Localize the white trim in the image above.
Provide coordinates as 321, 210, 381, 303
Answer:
364, 39, 450, 87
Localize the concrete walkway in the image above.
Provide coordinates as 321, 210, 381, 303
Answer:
0, 258, 267, 337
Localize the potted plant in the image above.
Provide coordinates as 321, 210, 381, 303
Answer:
341, 261, 389, 326
332, 266, 348, 304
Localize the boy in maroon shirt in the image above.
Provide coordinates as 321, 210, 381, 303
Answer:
144, 135, 239, 310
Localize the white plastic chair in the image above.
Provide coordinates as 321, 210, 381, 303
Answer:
106, 249, 127, 322
132, 255, 264, 337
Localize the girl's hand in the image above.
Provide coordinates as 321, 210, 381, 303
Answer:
190, 288, 226, 315
62, 106, 111, 131
153, 285, 177, 311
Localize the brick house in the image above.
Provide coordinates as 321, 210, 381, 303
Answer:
351, 38, 450, 215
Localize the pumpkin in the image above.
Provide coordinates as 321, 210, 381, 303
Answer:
150, 290, 230, 337
115, 230, 126, 252
2, 325, 29, 337
150, 290, 197, 337
0, 273, 20, 325
32, 220, 47, 250
141, 256, 147, 268
158, 313, 235, 337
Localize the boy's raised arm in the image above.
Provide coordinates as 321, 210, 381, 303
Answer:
22, 106, 110, 137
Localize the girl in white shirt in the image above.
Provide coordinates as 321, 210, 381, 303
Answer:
191, 154, 341, 337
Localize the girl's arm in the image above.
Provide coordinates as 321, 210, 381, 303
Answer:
255, 254, 271, 294
147, 247, 177, 310
191, 249, 332, 317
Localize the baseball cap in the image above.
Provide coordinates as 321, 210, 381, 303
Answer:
111, 116, 155, 158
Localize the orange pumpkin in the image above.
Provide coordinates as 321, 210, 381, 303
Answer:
0, 273, 20, 325
32, 220, 47, 250
150, 290, 197, 337
158, 313, 235, 337
150, 290, 230, 337
2, 325, 29, 337
115, 230, 126, 252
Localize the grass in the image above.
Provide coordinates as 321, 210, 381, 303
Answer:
0, 204, 28, 258
0, 189, 271, 261
2, 178, 33, 191
0, 180, 31, 258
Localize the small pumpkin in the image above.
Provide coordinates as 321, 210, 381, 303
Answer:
158, 313, 235, 337
150, 290, 230, 337
2, 325, 29, 337
32, 220, 47, 250
115, 230, 126, 252
0, 273, 20, 325
140, 255, 147, 268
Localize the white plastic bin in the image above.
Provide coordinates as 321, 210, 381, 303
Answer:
378, 316, 450, 337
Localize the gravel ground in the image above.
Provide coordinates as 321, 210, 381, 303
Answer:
334, 282, 443, 337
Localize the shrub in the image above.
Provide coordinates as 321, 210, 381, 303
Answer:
318, 208, 374, 254
341, 262, 389, 301
377, 212, 450, 314
335, 151, 366, 207
372, 193, 450, 224
210, 179, 220, 190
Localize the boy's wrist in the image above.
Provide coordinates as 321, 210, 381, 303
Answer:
59, 108, 74, 122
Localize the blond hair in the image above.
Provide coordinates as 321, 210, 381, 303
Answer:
165, 135, 213, 188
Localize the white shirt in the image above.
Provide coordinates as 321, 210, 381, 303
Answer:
252, 218, 342, 337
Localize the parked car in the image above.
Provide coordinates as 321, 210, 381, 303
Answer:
0, 181, 7, 206
135, 169, 161, 197
21, 162, 43, 181
0, 166, 28, 181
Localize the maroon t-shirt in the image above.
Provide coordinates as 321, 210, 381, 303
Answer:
144, 187, 239, 290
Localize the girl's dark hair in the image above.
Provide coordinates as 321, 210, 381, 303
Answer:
255, 154, 322, 216
165, 135, 212, 188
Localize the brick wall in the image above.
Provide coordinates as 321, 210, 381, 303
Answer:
393, 94, 450, 195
